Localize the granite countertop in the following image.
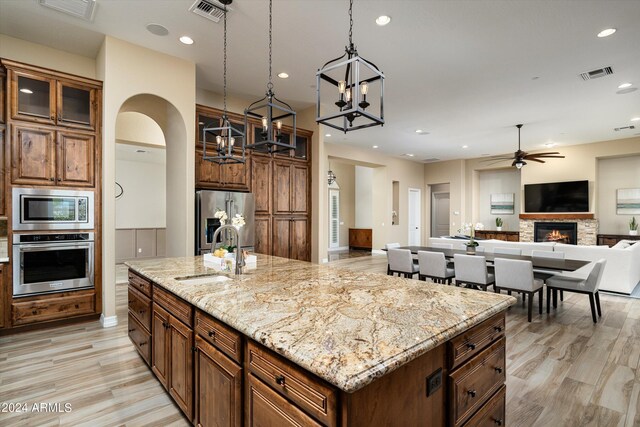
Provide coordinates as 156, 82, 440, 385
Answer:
126, 255, 516, 393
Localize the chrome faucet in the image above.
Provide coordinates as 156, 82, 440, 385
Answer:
212, 224, 245, 275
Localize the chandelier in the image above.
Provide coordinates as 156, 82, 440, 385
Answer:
244, 0, 296, 154
316, 0, 385, 133
203, 0, 245, 164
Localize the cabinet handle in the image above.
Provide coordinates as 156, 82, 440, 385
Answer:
57, 114, 61, 122
50, 115, 55, 121
162, 321, 167, 329
275, 375, 286, 386
494, 326, 503, 332
32, 310, 38, 315
494, 419, 503, 426
139, 309, 145, 314
466, 343, 476, 350
495, 367, 503, 374
467, 389, 477, 398
128, 328, 135, 333
50, 177, 55, 182
208, 330, 216, 338
139, 341, 147, 346
75, 304, 79, 309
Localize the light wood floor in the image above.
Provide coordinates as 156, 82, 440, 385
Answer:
1, 258, 638, 426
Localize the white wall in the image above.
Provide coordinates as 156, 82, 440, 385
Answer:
597, 155, 640, 234
355, 166, 374, 228
116, 159, 166, 229
477, 169, 520, 231
330, 161, 355, 248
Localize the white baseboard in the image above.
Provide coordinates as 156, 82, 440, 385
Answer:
100, 314, 118, 328
372, 249, 386, 255
328, 246, 349, 252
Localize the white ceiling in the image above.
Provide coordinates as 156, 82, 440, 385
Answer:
1, 0, 639, 162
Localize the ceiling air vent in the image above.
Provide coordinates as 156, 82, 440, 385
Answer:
579, 66, 614, 81
614, 125, 636, 131
39, 0, 96, 21
189, 0, 229, 23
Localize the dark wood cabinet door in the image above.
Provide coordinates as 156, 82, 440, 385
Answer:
9, 69, 56, 125
11, 123, 56, 185
196, 149, 222, 189
290, 218, 310, 261
56, 130, 95, 187
272, 218, 291, 258
195, 336, 242, 427
251, 156, 272, 215
0, 129, 4, 216
246, 374, 322, 427
273, 161, 292, 214
169, 316, 194, 420
0, 70, 5, 124
254, 216, 272, 256
152, 303, 170, 390
0, 266, 4, 329
221, 156, 250, 191
56, 80, 97, 130
291, 164, 308, 214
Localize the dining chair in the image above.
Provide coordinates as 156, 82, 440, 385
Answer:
493, 258, 544, 322
418, 251, 455, 284
385, 243, 401, 275
545, 259, 607, 323
453, 254, 495, 291
532, 249, 565, 301
388, 248, 420, 279
494, 247, 522, 256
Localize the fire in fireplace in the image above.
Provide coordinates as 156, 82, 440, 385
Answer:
534, 222, 578, 245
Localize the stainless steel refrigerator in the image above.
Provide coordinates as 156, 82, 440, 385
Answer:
195, 190, 255, 255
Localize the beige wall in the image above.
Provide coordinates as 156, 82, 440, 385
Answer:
597, 154, 640, 234
0, 34, 96, 78
115, 112, 165, 146
477, 168, 520, 231
329, 161, 355, 248
424, 160, 466, 237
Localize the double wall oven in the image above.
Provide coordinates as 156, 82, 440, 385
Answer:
12, 188, 95, 297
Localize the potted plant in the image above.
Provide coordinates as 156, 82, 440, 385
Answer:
495, 217, 503, 231
630, 217, 638, 236
459, 222, 483, 254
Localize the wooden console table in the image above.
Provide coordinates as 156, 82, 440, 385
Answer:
597, 234, 640, 246
349, 228, 372, 250
475, 230, 519, 242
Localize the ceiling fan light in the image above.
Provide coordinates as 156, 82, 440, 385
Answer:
515, 160, 525, 169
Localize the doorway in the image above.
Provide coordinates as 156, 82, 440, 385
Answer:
432, 192, 450, 238
408, 188, 421, 246
329, 188, 340, 250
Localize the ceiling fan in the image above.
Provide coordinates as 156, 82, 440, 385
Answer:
484, 124, 565, 169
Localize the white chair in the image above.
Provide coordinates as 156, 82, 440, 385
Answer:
388, 248, 419, 279
493, 258, 544, 322
532, 249, 565, 300
385, 243, 400, 275
494, 247, 522, 256
545, 259, 607, 323
418, 251, 455, 284
453, 254, 495, 291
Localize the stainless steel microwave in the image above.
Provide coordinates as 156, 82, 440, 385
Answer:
12, 188, 94, 231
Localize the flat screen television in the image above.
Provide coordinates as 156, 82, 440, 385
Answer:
524, 180, 589, 212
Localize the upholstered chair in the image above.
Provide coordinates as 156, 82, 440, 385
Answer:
453, 254, 495, 291
532, 249, 565, 300
494, 258, 544, 322
545, 259, 607, 323
385, 243, 401, 275
388, 248, 419, 279
418, 251, 455, 284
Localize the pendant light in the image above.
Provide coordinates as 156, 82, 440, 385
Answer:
327, 160, 337, 185
203, 0, 245, 164
316, 0, 385, 133
244, 0, 296, 154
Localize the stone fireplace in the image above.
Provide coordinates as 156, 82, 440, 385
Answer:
534, 222, 577, 244
519, 216, 598, 245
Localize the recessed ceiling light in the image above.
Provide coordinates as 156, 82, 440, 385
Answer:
618, 82, 633, 89
403, 153, 415, 157
146, 23, 169, 36
179, 35, 194, 45
278, 72, 289, 79
415, 129, 423, 133
325, 133, 332, 137
372, 145, 379, 149
19, 88, 33, 94
597, 28, 616, 38
462, 145, 468, 149
631, 117, 640, 122
376, 15, 391, 26
198, 121, 204, 125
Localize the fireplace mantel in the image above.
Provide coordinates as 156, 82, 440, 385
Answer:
519, 213, 595, 220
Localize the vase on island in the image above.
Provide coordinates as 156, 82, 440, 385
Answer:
496, 226, 502, 231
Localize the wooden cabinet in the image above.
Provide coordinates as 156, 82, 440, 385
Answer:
152, 302, 171, 389
0, 127, 4, 216
11, 290, 95, 326
221, 157, 250, 191
273, 217, 309, 261
474, 230, 519, 242
0, 68, 5, 124
251, 156, 272, 215
597, 234, 640, 246
273, 160, 308, 215
254, 216, 272, 256
169, 313, 194, 418
0, 265, 4, 329
195, 335, 243, 427
6, 64, 98, 130
10, 123, 95, 187
349, 229, 372, 250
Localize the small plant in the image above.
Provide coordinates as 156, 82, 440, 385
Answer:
495, 217, 503, 227
631, 217, 638, 231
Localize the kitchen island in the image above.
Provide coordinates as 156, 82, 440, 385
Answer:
126, 254, 516, 426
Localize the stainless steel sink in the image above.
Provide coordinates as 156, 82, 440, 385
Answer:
174, 275, 232, 286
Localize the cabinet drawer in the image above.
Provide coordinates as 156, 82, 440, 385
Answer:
463, 385, 505, 427
153, 284, 193, 327
195, 310, 242, 363
128, 270, 152, 297
128, 313, 151, 366
12, 292, 95, 326
128, 285, 151, 332
247, 341, 337, 426
449, 312, 505, 369
449, 337, 506, 427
